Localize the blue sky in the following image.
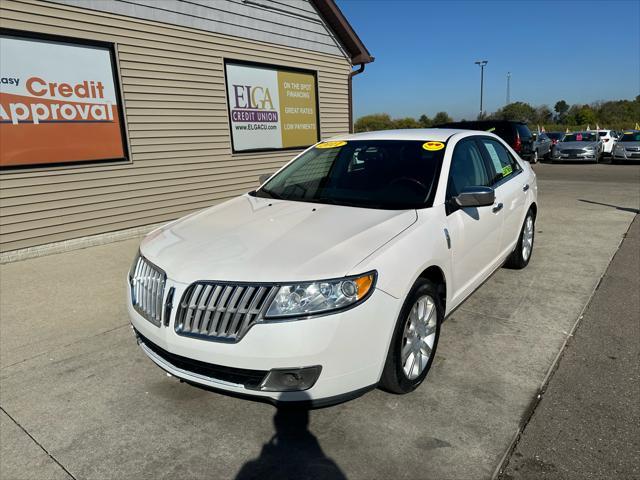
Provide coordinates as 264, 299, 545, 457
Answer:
337, 0, 640, 121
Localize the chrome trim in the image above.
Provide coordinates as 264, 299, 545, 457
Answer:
130, 255, 166, 327
175, 282, 278, 343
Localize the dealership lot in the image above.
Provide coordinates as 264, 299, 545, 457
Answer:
1, 163, 639, 480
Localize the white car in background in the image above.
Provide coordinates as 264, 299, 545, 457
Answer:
127, 129, 538, 406
589, 130, 616, 156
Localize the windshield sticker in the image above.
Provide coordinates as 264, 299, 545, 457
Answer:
484, 143, 504, 172
486, 127, 496, 132
422, 141, 445, 151
502, 165, 513, 176
624, 131, 634, 134
315, 141, 347, 149
576, 133, 583, 141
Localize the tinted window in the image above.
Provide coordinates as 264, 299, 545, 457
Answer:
620, 132, 640, 142
479, 138, 521, 183
255, 140, 445, 209
515, 124, 532, 139
562, 132, 597, 142
547, 132, 564, 140
446, 140, 491, 198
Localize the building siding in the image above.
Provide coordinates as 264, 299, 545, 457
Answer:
0, 0, 352, 252
47, 0, 348, 57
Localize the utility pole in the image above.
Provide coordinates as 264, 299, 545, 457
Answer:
506, 71, 511, 105
475, 60, 488, 117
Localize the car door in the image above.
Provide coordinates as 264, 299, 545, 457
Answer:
444, 137, 503, 305
477, 137, 528, 260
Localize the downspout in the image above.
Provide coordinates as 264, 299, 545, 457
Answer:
348, 63, 366, 133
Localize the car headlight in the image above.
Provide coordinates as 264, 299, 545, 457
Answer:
614, 144, 624, 151
265, 271, 376, 318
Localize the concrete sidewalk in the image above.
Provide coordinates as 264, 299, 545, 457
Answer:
1, 164, 639, 479
500, 215, 640, 479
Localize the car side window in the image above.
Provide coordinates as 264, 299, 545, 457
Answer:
446, 139, 491, 199
478, 138, 521, 184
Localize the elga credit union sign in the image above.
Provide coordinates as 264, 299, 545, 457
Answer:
225, 62, 319, 152
0, 34, 125, 168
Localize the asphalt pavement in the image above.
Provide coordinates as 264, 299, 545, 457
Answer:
500, 214, 639, 480
1, 162, 639, 480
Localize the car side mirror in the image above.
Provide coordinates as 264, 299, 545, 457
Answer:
453, 186, 495, 208
258, 173, 273, 184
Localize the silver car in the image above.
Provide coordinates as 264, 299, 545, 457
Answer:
532, 132, 552, 163
612, 130, 640, 163
550, 132, 603, 163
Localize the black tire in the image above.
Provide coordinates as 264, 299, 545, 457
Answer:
504, 209, 535, 269
379, 278, 442, 394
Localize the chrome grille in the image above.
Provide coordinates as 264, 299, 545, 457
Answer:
130, 255, 166, 327
562, 149, 586, 155
175, 283, 277, 342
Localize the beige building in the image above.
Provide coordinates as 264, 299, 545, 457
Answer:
0, 0, 372, 256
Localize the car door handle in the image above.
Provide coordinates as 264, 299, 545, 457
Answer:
523, 184, 530, 192
492, 203, 503, 213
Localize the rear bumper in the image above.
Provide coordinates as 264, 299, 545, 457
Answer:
128, 285, 401, 403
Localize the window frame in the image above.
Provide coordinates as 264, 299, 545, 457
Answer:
444, 136, 493, 206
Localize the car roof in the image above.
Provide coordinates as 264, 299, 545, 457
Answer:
327, 128, 472, 142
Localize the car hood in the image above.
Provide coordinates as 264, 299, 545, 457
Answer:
140, 195, 418, 283
620, 141, 640, 149
557, 141, 598, 149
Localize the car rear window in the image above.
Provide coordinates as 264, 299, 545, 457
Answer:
515, 124, 532, 139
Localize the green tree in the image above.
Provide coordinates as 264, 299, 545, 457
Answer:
393, 117, 421, 129
432, 111, 453, 125
354, 113, 394, 132
418, 114, 432, 128
554, 100, 569, 122
535, 105, 553, 125
492, 102, 537, 122
575, 106, 596, 126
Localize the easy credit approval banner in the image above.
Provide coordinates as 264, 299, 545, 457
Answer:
0, 34, 125, 167
225, 62, 319, 152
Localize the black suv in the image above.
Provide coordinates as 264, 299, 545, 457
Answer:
434, 120, 534, 161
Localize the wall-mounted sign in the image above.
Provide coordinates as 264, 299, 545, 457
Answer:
225, 61, 319, 152
0, 33, 126, 168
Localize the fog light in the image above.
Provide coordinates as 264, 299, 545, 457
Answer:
258, 366, 322, 392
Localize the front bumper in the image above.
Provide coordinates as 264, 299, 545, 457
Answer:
551, 152, 597, 162
128, 282, 400, 403
612, 151, 640, 161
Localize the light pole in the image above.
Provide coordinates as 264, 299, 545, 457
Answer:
475, 60, 488, 117
506, 71, 511, 105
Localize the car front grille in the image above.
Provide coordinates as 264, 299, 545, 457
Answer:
562, 149, 586, 155
135, 329, 268, 389
130, 255, 166, 327
175, 282, 278, 342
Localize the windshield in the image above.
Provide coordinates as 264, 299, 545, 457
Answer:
620, 132, 640, 142
253, 140, 446, 209
547, 132, 564, 140
562, 132, 596, 142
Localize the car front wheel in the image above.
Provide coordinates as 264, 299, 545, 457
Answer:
379, 278, 442, 394
505, 209, 535, 269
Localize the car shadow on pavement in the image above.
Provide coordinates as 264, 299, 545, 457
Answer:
235, 398, 346, 480
578, 199, 640, 214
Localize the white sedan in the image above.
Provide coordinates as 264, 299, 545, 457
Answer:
128, 129, 538, 406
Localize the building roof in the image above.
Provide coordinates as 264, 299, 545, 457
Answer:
310, 0, 374, 65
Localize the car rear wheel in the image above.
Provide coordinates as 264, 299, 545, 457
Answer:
379, 279, 442, 394
505, 209, 535, 269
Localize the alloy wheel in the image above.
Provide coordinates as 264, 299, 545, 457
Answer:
401, 295, 437, 380
522, 215, 534, 261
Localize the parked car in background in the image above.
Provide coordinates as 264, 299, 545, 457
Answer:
546, 132, 565, 158
127, 129, 538, 405
550, 131, 602, 163
434, 120, 535, 162
531, 132, 552, 163
589, 130, 617, 156
612, 130, 640, 163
